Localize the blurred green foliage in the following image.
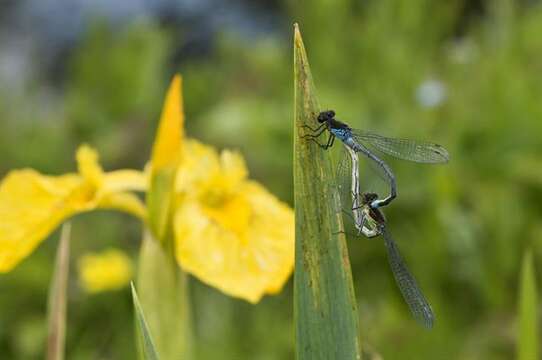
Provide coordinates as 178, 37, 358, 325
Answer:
1, 0, 541, 359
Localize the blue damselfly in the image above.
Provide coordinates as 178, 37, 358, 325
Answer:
301, 110, 449, 209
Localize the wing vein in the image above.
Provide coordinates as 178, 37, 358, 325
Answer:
381, 226, 434, 328
353, 130, 449, 164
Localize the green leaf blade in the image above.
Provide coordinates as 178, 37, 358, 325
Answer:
293, 24, 362, 360
131, 282, 160, 360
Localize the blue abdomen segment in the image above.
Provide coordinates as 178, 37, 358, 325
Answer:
330, 128, 352, 142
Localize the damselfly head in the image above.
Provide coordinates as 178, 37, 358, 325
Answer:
362, 192, 378, 205
317, 110, 335, 123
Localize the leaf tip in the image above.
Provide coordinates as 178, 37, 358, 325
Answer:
293, 23, 303, 47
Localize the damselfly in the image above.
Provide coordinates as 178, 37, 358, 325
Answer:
355, 192, 435, 329
301, 110, 449, 209
335, 149, 434, 327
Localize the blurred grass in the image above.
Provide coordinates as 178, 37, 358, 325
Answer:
0, 1, 542, 359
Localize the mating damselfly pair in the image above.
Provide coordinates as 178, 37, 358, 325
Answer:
302, 109, 449, 329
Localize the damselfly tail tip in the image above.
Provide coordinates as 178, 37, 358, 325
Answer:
418, 306, 435, 329
424, 321, 434, 330
423, 316, 435, 330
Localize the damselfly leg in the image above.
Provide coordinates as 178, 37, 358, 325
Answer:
300, 131, 335, 149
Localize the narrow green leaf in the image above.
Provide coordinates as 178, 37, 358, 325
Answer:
147, 167, 176, 242
517, 249, 538, 360
47, 223, 71, 360
147, 168, 176, 241
131, 282, 160, 360
293, 24, 362, 360
137, 230, 193, 360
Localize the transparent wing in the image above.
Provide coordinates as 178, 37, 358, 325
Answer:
352, 130, 449, 164
365, 153, 394, 187
381, 226, 434, 328
335, 145, 355, 215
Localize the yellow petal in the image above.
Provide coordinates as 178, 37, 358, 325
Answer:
98, 192, 147, 220
147, 75, 184, 240
243, 181, 294, 296
219, 150, 248, 190
175, 139, 220, 196
150, 75, 184, 172
201, 195, 251, 237
0, 170, 83, 272
174, 180, 294, 303
103, 170, 147, 193
77, 248, 133, 293
76, 144, 104, 187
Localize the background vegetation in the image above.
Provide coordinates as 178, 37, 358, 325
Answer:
0, 0, 541, 358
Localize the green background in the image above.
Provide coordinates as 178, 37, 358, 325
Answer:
0, 0, 540, 359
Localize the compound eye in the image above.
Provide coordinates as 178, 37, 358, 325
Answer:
317, 112, 326, 122
328, 110, 335, 117
363, 192, 378, 203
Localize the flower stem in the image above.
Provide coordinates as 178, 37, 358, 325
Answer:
137, 230, 193, 360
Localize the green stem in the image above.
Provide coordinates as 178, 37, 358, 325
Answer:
518, 249, 538, 360
47, 223, 71, 360
137, 230, 193, 360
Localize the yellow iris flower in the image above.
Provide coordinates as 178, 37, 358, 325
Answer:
174, 140, 294, 303
0, 145, 145, 272
78, 248, 134, 293
0, 74, 294, 303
